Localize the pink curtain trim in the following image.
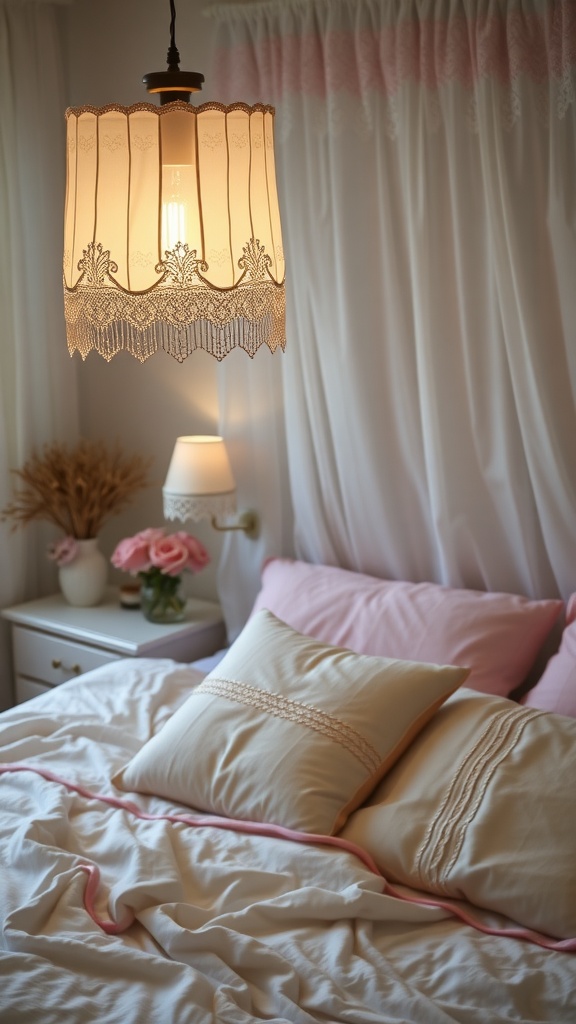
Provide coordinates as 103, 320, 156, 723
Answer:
2, 762, 575, 951
215, 3, 575, 100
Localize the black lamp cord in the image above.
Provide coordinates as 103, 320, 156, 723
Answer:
166, 0, 180, 71
142, 0, 204, 99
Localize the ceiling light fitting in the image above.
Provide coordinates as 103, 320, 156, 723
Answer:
63, 0, 285, 364
142, 0, 204, 104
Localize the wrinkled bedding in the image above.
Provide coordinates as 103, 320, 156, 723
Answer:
0, 658, 575, 1024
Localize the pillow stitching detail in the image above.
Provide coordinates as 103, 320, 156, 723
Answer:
195, 676, 382, 774
420, 708, 522, 886
415, 705, 545, 893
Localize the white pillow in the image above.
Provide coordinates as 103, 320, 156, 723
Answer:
114, 610, 468, 835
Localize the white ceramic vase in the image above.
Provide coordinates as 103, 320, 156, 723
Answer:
58, 538, 108, 607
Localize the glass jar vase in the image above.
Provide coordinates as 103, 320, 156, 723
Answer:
140, 575, 186, 624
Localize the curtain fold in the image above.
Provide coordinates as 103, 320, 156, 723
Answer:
208, 0, 576, 616
0, 0, 79, 708
215, 347, 294, 641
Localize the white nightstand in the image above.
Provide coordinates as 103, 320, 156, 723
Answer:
2, 587, 226, 704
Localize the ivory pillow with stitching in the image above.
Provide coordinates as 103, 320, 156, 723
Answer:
341, 687, 576, 940
113, 610, 468, 835
250, 558, 563, 697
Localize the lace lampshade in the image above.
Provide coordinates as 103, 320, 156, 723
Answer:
163, 435, 237, 523
63, 102, 285, 363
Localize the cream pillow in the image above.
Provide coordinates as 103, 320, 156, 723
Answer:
114, 610, 468, 835
341, 688, 576, 940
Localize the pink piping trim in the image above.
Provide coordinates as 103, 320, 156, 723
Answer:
2, 762, 575, 952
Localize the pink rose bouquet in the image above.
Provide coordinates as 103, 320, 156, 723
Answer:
111, 527, 210, 622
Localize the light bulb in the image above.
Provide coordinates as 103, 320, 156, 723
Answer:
161, 164, 194, 252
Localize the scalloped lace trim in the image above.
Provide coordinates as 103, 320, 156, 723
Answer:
65, 100, 277, 118
64, 238, 285, 362
163, 492, 237, 523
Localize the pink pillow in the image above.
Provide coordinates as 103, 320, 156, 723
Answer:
251, 559, 562, 697
522, 593, 576, 716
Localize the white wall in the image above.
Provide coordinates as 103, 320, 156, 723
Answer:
64, 0, 234, 604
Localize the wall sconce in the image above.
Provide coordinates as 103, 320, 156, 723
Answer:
62, 0, 285, 364
163, 436, 258, 538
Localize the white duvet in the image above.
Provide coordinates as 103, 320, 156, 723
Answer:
0, 658, 574, 1024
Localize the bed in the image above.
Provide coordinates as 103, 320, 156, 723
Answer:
1, 558, 575, 1024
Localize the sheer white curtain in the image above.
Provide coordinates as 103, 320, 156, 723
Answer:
215, 347, 294, 639
0, 0, 79, 707
210, 0, 576, 620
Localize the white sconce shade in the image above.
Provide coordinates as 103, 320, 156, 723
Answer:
63, 102, 285, 363
163, 435, 237, 522
163, 435, 258, 537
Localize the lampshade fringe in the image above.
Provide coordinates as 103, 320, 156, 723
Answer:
64, 307, 285, 363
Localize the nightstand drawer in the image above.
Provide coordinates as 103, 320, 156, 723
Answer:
15, 678, 51, 703
2, 589, 225, 707
13, 627, 118, 687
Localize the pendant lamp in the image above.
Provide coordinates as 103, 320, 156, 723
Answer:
63, 1, 285, 363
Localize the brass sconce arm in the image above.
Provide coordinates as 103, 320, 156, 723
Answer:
210, 511, 259, 539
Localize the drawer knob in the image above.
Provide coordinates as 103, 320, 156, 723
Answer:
51, 658, 81, 674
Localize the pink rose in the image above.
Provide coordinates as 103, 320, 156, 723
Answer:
149, 534, 191, 576
136, 528, 166, 546
111, 528, 165, 573
111, 528, 209, 579
47, 536, 78, 567
177, 532, 211, 572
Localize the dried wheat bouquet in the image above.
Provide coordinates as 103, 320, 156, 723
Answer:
1, 439, 151, 540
